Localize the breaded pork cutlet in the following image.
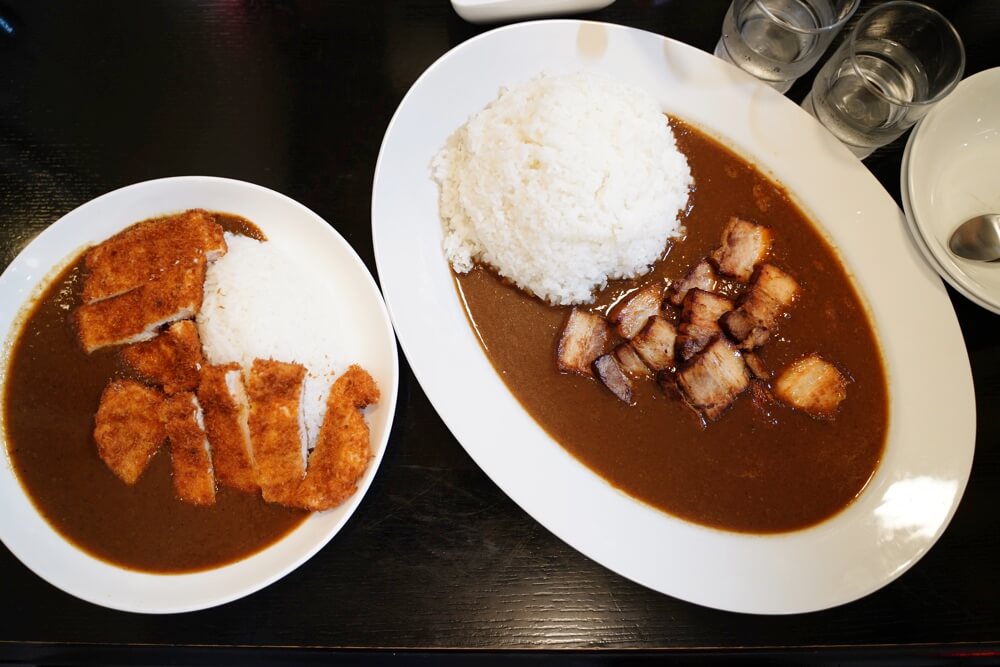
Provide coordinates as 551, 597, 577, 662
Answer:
161, 392, 216, 506
120, 320, 205, 394
74, 260, 205, 353
247, 360, 307, 504
198, 363, 258, 494
292, 366, 380, 511
82, 209, 226, 304
94, 380, 167, 484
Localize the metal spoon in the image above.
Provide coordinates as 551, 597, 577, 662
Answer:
948, 214, 1000, 262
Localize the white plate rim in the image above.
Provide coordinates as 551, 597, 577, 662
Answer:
0, 175, 400, 614
371, 20, 975, 614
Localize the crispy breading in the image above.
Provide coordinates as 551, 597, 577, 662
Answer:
630, 315, 677, 372
711, 217, 772, 282
721, 264, 800, 349
247, 359, 307, 504
608, 282, 664, 339
556, 308, 610, 376
593, 354, 634, 404
773, 354, 849, 419
675, 337, 750, 422
82, 209, 226, 304
667, 259, 717, 307
93, 380, 167, 484
161, 392, 216, 506
676, 288, 734, 361
198, 363, 257, 494
120, 320, 204, 394
291, 365, 380, 511
74, 261, 206, 353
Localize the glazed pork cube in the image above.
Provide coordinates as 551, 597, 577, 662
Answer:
630, 315, 677, 372
711, 217, 772, 282
592, 354, 634, 404
120, 320, 205, 394
721, 264, 800, 349
82, 209, 226, 304
742, 351, 771, 380
198, 363, 258, 494
247, 359, 307, 504
292, 365, 380, 511
74, 261, 206, 353
676, 288, 734, 361
557, 309, 610, 376
93, 380, 167, 484
613, 342, 653, 378
773, 354, 849, 418
675, 337, 750, 422
161, 392, 216, 506
607, 283, 664, 339
666, 260, 717, 307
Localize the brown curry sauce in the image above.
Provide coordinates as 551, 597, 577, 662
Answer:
454, 119, 889, 534
2, 214, 307, 573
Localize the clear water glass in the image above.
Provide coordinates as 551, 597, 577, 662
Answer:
714, 0, 859, 93
802, 1, 965, 159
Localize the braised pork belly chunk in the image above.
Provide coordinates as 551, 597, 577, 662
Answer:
721, 264, 800, 350
676, 289, 733, 361
608, 282, 665, 339
552, 208, 854, 427
631, 315, 677, 372
711, 217, 772, 282
774, 354, 849, 418
557, 309, 610, 376
666, 259, 717, 307
593, 354, 634, 404
675, 337, 750, 422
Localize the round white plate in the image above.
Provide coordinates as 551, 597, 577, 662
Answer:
0, 176, 399, 613
905, 67, 1000, 315
371, 20, 975, 614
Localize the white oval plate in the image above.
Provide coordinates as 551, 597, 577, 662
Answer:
0, 176, 399, 613
904, 67, 1000, 314
372, 20, 976, 614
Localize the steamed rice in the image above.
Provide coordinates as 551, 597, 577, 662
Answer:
197, 233, 344, 446
432, 71, 692, 306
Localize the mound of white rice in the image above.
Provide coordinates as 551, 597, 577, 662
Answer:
432, 71, 692, 306
197, 233, 345, 446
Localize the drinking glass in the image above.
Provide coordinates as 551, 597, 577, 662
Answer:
714, 0, 859, 93
802, 1, 965, 159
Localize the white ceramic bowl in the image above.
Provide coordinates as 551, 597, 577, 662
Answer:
0, 176, 399, 613
904, 67, 1000, 314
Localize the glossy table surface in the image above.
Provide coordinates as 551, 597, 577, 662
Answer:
1, 1, 999, 664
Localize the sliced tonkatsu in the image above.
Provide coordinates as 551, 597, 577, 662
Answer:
82, 209, 226, 304
198, 363, 257, 494
161, 392, 216, 506
247, 359, 307, 504
292, 366, 380, 511
74, 260, 206, 353
93, 380, 167, 484
121, 320, 205, 394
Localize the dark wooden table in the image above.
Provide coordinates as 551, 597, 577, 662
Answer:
2, 1, 999, 664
